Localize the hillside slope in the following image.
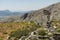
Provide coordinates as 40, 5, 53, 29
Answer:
0, 2, 60, 40
21, 2, 60, 26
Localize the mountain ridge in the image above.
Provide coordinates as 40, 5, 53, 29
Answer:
0, 10, 28, 16
21, 2, 60, 26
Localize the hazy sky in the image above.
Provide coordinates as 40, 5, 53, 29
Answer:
0, 0, 60, 11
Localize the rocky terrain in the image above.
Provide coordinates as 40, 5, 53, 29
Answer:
0, 2, 60, 40
21, 2, 60, 25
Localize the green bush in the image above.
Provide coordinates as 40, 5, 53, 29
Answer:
37, 28, 48, 36
0, 37, 3, 40
55, 28, 60, 32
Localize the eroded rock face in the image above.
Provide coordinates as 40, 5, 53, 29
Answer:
21, 13, 28, 20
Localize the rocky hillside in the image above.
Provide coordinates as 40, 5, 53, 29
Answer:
0, 2, 60, 40
21, 2, 60, 26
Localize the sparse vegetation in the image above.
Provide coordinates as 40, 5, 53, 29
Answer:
0, 19, 60, 40
8, 21, 41, 40
37, 28, 48, 36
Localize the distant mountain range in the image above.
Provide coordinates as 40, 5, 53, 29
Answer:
0, 10, 28, 16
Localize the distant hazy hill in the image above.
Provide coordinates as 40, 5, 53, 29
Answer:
0, 10, 27, 16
